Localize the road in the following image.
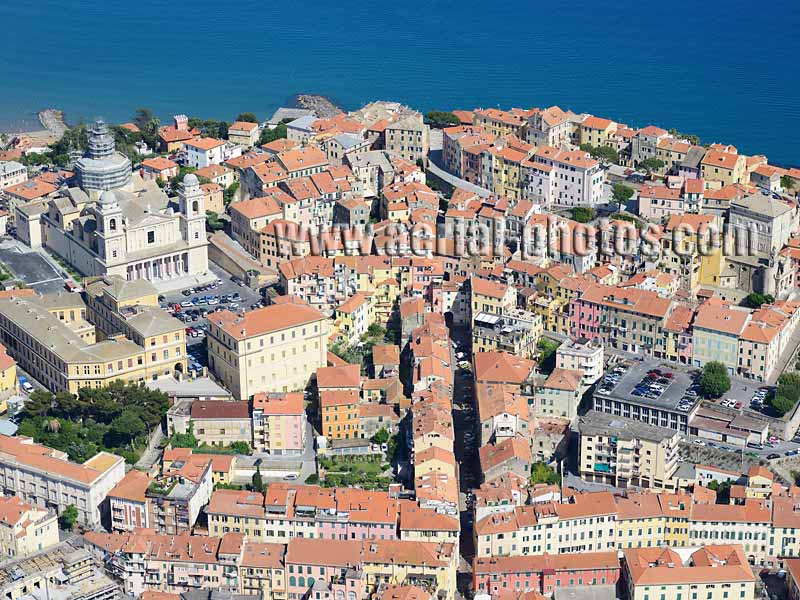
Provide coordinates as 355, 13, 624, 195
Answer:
428, 149, 492, 198
448, 325, 479, 570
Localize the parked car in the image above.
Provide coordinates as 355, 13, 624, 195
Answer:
767, 453, 781, 460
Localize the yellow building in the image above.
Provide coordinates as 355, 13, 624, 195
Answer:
702, 148, 747, 186
333, 292, 374, 347
207, 300, 329, 399
470, 276, 516, 325
615, 494, 666, 549
0, 343, 16, 412
0, 292, 185, 394
579, 116, 617, 147
0, 496, 59, 559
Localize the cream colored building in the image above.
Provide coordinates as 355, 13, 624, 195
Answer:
622, 545, 755, 600
0, 435, 125, 529
0, 290, 185, 394
0, 496, 59, 559
34, 174, 209, 289
384, 113, 430, 164
207, 300, 328, 399
578, 410, 680, 491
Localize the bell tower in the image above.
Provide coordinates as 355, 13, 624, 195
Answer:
94, 190, 125, 265
179, 173, 206, 244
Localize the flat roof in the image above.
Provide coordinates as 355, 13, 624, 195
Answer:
594, 359, 697, 412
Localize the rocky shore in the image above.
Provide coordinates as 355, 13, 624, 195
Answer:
38, 108, 67, 139
293, 94, 343, 119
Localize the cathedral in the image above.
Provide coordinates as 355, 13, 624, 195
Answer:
39, 173, 210, 285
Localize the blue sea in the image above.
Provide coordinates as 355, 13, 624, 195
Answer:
1, 0, 799, 165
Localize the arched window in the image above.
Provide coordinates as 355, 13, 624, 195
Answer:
289, 577, 296, 587
298, 577, 305, 587
192, 200, 199, 213
109, 218, 117, 231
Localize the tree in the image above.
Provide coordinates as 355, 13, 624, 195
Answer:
772, 394, 796, 416
371, 428, 390, 445
782, 175, 796, 193
206, 211, 225, 232
537, 338, 560, 375
612, 182, 635, 213
571, 207, 595, 223
743, 293, 774, 308
110, 410, 147, 446
424, 111, 460, 128
24, 390, 53, 418
223, 181, 239, 205
305, 473, 319, 484
530, 462, 560, 485
236, 112, 258, 123
579, 143, 619, 165
771, 372, 800, 416
59, 504, 78, 530
252, 467, 264, 492
638, 157, 665, 175
259, 122, 288, 146
698, 361, 731, 398
229, 441, 251, 455
133, 108, 155, 131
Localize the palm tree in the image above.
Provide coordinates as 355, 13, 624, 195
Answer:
46, 419, 61, 433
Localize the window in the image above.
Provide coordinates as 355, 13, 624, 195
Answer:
147, 230, 155, 244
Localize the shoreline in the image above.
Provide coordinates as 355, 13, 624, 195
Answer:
290, 94, 344, 118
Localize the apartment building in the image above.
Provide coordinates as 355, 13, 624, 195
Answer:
474, 492, 618, 557
569, 284, 673, 356
185, 137, 226, 168
0, 161, 27, 190
701, 147, 747, 186
577, 411, 680, 491
207, 300, 329, 399
473, 551, 620, 597
622, 545, 755, 600
470, 277, 516, 327
522, 146, 604, 207
252, 391, 307, 455
555, 337, 604, 384
0, 495, 58, 560
228, 121, 260, 147
692, 300, 751, 375
535, 368, 584, 421
0, 434, 124, 528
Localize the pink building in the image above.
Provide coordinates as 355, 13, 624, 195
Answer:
473, 551, 620, 597
252, 392, 307, 455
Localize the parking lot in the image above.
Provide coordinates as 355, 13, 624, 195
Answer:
597, 359, 700, 412
159, 265, 265, 370
0, 243, 66, 294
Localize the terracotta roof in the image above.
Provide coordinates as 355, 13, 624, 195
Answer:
108, 469, 150, 503
252, 391, 304, 415
474, 352, 535, 385
542, 368, 583, 392
229, 121, 258, 133
141, 157, 178, 171
317, 364, 361, 389
207, 302, 325, 341
185, 137, 225, 151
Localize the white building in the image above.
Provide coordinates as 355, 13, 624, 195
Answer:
0, 161, 27, 190
37, 174, 210, 287
184, 138, 226, 169
556, 337, 604, 384
523, 147, 604, 207
0, 435, 125, 529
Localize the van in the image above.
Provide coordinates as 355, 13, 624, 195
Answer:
747, 442, 764, 450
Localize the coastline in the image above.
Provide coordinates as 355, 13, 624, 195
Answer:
290, 94, 344, 119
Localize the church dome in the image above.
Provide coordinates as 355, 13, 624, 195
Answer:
183, 173, 199, 187
98, 190, 117, 205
